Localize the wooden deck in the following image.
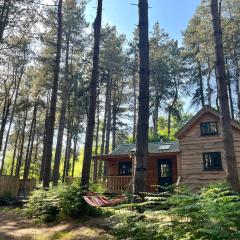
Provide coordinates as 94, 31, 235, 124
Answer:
105, 176, 132, 192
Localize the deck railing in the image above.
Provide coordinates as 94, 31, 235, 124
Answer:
105, 176, 132, 192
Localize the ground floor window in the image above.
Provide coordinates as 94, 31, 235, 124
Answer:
119, 162, 132, 176
203, 152, 222, 170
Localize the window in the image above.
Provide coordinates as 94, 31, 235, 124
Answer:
200, 122, 218, 136
119, 162, 132, 176
203, 152, 223, 170
160, 163, 171, 177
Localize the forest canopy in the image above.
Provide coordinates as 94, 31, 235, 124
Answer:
0, 0, 239, 185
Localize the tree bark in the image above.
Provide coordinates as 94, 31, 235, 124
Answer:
98, 75, 109, 178
52, 35, 70, 186
10, 128, 20, 176
42, 0, 63, 188
71, 136, 77, 177
207, 59, 212, 106
225, 58, 234, 120
132, 74, 137, 142
133, 0, 150, 195
15, 109, 28, 176
1, 72, 22, 174
93, 96, 100, 183
105, 76, 112, 155
152, 94, 160, 135
80, 0, 102, 188
0, 97, 11, 154
197, 61, 205, 107
211, 0, 240, 191
23, 102, 37, 180
233, 49, 240, 118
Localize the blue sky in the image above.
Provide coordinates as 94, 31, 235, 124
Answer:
86, 0, 201, 43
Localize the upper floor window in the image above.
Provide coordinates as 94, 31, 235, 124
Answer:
119, 162, 132, 176
200, 122, 218, 136
203, 152, 223, 171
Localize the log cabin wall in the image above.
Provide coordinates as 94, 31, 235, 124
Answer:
106, 157, 131, 176
178, 112, 240, 191
146, 155, 178, 192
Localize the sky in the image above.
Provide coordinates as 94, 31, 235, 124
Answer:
85, 0, 201, 43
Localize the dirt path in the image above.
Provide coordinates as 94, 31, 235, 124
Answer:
0, 208, 114, 240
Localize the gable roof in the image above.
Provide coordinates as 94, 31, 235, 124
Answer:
175, 106, 240, 138
109, 141, 180, 156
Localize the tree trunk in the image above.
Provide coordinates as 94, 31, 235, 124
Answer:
0, 0, 10, 43
233, 49, 240, 118
132, 74, 137, 142
15, 109, 28, 176
152, 94, 159, 135
42, 0, 63, 188
133, 0, 150, 195
207, 59, 212, 106
225, 58, 234, 120
211, 0, 240, 190
10, 128, 20, 176
52, 35, 70, 186
93, 97, 100, 183
105, 76, 112, 155
62, 126, 70, 183
72, 136, 77, 177
1, 73, 22, 174
80, 0, 102, 188
40, 101, 49, 181
167, 110, 171, 138
197, 62, 205, 107
23, 102, 37, 180
0, 97, 11, 154
98, 74, 110, 178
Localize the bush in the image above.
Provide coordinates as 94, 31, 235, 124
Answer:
113, 183, 240, 240
0, 192, 15, 206
25, 184, 103, 223
25, 188, 61, 223
58, 184, 102, 218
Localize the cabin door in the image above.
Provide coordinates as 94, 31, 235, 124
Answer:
158, 159, 172, 191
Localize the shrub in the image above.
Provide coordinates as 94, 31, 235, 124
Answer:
58, 184, 102, 218
0, 192, 15, 206
113, 183, 240, 240
25, 184, 103, 223
25, 188, 61, 223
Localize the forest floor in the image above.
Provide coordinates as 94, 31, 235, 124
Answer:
0, 207, 114, 240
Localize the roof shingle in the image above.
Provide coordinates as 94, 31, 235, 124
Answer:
109, 141, 179, 156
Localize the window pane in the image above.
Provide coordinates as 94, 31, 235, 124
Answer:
119, 162, 132, 176
201, 122, 218, 135
210, 122, 218, 133
203, 152, 222, 170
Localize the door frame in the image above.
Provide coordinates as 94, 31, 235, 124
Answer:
157, 159, 173, 191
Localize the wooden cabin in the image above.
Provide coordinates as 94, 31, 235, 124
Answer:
96, 106, 240, 192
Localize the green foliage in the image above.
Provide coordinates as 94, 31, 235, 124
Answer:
25, 184, 102, 223
25, 188, 61, 223
113, 183, 240, 240
58, 184, 101, 219
0, 192, 15, 206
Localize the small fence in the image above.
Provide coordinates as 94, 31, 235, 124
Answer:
65, 176, 81, 185
0, 175, 19, 198
105, 176, 132, 192
19, 179, 37, 197
0, 176, 37, 198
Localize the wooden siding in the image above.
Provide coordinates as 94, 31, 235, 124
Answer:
105, 154, 178, 192
178, 112, 240, 191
